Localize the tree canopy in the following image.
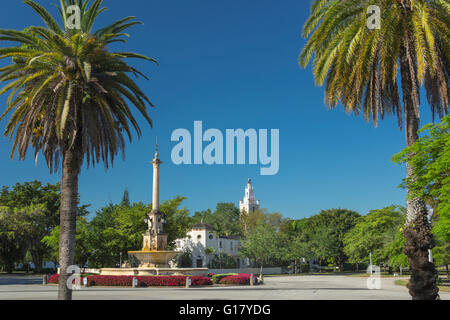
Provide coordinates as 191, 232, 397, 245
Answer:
393, 116, 450, 241
343, 206, 406, 265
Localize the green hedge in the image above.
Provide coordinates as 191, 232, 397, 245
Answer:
212, 273, 238, 284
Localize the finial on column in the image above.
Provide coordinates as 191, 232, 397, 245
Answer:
155, 136, 159, 156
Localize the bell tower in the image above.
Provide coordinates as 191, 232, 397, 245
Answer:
239, 178, 260, 214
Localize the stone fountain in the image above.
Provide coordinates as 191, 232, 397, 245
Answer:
100, 146, 208, 277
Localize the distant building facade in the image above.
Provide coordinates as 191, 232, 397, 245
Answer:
175, 179, 262, 269
239, 178, 260, 214
175, 224, 249, 269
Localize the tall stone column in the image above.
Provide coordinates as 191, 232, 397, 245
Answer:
152, 151, 162, 211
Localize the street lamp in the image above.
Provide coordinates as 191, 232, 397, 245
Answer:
120, 252, 122, 268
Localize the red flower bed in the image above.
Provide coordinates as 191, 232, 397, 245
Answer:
46, 274, 212, 287
136, 275, 212, 287
48, 274, 59, 284
48, 274, 88, 285
190, 276, 213, 286
88, 276, 134, 287
219, 274, 258, 285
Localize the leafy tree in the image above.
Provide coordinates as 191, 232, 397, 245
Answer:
191, 209, 213, 225
21, 204, 56, 273
0, 206, 32, 273
120, 189, 131, 208
42, 216, 91, 267
300, 0, 448, 300
344, 206, 406, 266
383, 231, 410, 271
85, 203, 118, 268
310, 209, 360, 271
85, 196, 191, 267
239, 224, 281, 276
213, 203, 242, 236
41, 227, 59, 271
85, 202, 148, 268
281, 209, 359, 272
240, 208, 284, 236
0, 181, 60, 272
0, 181, 60, 221
433, 238, 450, 279
0, 0, 156, 300
432, 206, 450, 279
393, 116, 450, 242
178, 249, 192, 268
210, 252, 238, 269
310, 226, 341, 269
160, 196, 192, 249
192, 203, 242, 237
280, 218, 315, 272
283, 234, 312, 273
204, 247, 216, 267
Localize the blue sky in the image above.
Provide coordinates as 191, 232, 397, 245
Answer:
0, 0, 437, 220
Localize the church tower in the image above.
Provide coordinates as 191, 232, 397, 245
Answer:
239, 178, 260, 214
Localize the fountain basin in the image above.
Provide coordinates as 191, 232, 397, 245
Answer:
99, 267, 209, 276
99, 251, 208, 277
128, 250, 179, 268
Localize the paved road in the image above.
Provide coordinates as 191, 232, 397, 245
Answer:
0, 274, 448, 300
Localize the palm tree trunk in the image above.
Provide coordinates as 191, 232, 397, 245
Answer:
58, 145, 81, 300
400, 33, 439, 300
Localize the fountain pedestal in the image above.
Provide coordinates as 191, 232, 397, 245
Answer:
99, 149, 208, 277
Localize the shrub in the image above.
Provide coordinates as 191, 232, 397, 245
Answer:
212, 273, 238, 284
209, 253, 238, 269
88, 276, 134, 287
136, 276, 212, 287
190, 276, 213, 286
48, 274, 59, 284
179, 250, 193, 268
46, 274, 212, 287
207, 273, 215, 278
219, 274, 258, 285
47, 274, 87, 285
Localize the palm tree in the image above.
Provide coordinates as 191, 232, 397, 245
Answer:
212, 222, 225, 269
204, 247, 216, 268
0, 0, 157, 300
299, 0, 448, 299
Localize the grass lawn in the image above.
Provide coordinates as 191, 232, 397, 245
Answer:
394, 278, 450, 293
265, 272, 375, 277
347, 273, 410, 278
0, 271, 48, 276
264, 272, 338, 277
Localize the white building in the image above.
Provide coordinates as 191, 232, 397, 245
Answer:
239, 178, 260, 214
175, 179, 261, 269
175, 224, 248, 269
